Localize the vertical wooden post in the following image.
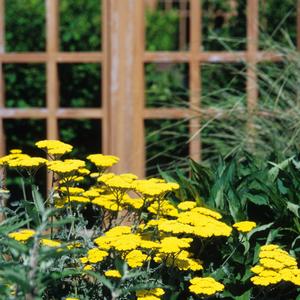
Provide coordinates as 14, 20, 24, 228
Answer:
105, 0, 145, 177
145, 0, 158, 11
179, 0, 188, 50
297, 0, 300, 50
102, 0, 110, 155
46, 0, 59, 141
46, 0, 59, 190
189, 0, 201, 162
0, 0, 5, 158
0, 0, 5, 221
246, 0, 258, 144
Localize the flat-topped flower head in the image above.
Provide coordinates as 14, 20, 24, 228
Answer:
105, 269, 121, 278
125, 249, 148, 268
133, 179, 179, 198
189, 277, 224, 296
233, 221, 256, 233
40, 239, 61, 248
47, 159, 85, 175
159, 237, 192, 254
177, 201, 197, 211
57, 186, 85, 195
8, 156, 47, 169
8, 229, 35, 242
35, 140, 73, 156
251, 244, 300, 287
0, 153, 30, 167
136, 288, 165, 300
9, 149, 22, 154
98, 173, 137, 190
87, 153, 119, 168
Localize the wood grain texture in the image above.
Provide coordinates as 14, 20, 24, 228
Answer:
105, 0, 145, 177
189, 0, 201, 161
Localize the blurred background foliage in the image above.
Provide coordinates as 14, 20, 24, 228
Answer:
3, 0, 300, 180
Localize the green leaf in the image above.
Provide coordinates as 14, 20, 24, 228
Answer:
246, 194, 268, 205
287, 201, 300, 218
247, 222, 274, 240
235, 289, 252, 300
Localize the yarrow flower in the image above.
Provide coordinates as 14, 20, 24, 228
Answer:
8, 229, 35, 242
47, 159, 85, 175
87, 154, 119, 169
104, 269, 121, 278
233, 221, 256, 233
251, 244, 300, 286
40, 239, 61, 248
189, 277, 224, 296
136, 288, 165, 300
35, 140, 73, 156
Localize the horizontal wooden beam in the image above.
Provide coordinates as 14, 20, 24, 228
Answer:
0, 108, 103, 118
144, 108, 191, 119
0, 51, 284, 64
0, 52, 103, 63
144, 51, 284, 63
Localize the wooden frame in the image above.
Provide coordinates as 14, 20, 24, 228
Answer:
0, 0, 299, 181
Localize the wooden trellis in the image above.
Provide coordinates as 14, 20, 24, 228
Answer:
0, 0, 299, 181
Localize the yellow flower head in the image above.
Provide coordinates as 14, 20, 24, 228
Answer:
47, 159, 85, 175
233, 221, 256, 233
251, 244, 300, 287
105, 269, 122, 278
189, 277, 224, 296
40, 239, 61, 248
8, 157, 47, 169
35, 140, 73, 156
136, 288, 165, 300
8, 229, 35, 242
87, 154, 119, 168
177, 201, 196, 211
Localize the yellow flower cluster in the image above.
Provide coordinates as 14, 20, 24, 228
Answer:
189, 277, 224, 296
154, 250, 203, 271
105, 269, 121, 278
233, 221, 256, 233
47, 159, 86, 175
136, 288, 165, 300
133, 178, 179, 198
40, 239, 61, 248
87, 154, 119, 168
7, 156, 47, 169
8, 229, 35, 241
80, 248, 109, 265
35, 140, 73, 156
177, 201, 196, 211
98, 173, 137, 191
251, 244, 300, 286
0, 152, 30, 167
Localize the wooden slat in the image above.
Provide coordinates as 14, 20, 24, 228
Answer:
179, 0, 188, 50
0, 0, 5, 157
246, 0, 258, 149
144, 108, 191, 119
55, 52, 103, 62
0, 0, 5, 221
46, 0, 59, 140
0, 108, 103, 119
144, 0, 158, 10
0, 52, 103, 63
46, 0, 59, 191
144, 51, 283, 63
106, 0, 145, 177
102, 0, 110, 155
246, 0, 258, 113
189, 0, 201, 161
298, 0, 300, 50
